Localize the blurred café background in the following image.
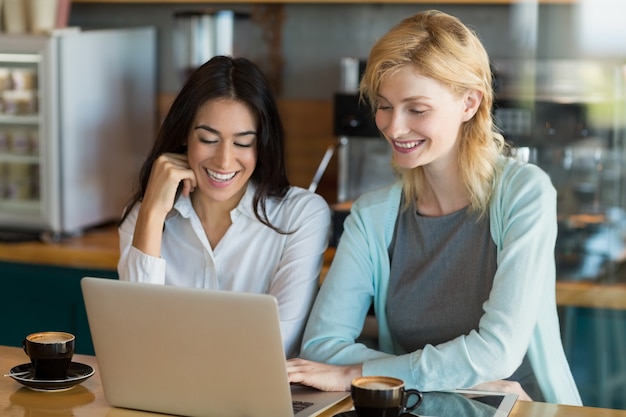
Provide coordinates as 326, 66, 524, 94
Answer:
0, 0, 625, 410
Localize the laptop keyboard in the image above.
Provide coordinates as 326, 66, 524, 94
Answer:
292, 400, 314, 414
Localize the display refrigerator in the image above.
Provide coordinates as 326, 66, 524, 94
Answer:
0, 27, 156, 240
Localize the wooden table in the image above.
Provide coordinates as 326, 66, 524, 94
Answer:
1, 346, 624, 417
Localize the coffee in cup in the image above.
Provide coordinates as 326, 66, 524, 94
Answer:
351, 376, 423, 417
22, 331, 75, 380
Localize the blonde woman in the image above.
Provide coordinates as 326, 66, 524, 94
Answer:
287, 10, 581, 405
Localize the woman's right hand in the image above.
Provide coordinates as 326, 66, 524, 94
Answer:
286, 358, 362, 392
131, 153, 197, 257
142, 153, 197, 216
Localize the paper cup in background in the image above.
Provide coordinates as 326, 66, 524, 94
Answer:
27, 0, 59, 34
3, 0, 28, 34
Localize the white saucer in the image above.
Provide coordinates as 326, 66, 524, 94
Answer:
7, 362, 95, 392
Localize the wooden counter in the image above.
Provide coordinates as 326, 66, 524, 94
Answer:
1, 227, 625, 311
556, 280, 626, 311
0, 226, 120, 354
0, 224, 119, 271
1, 345, 624, 417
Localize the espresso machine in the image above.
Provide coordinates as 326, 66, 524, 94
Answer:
310, 58, 395, 204
333, 92, 395, 203
310, 58, 396, 245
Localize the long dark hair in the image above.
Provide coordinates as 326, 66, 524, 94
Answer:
121, 56, 290, 231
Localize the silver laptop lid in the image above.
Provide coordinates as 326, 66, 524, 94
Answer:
81, 277, 295, 417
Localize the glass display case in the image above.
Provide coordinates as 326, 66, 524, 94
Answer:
0, 56, 40, 219
0, 29, 156, 239
494, 59, 626, 283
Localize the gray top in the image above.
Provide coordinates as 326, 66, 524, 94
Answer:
386, 197, 544, 400
387, 199, 496, 350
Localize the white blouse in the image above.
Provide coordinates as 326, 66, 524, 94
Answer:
118, 183, 331, 358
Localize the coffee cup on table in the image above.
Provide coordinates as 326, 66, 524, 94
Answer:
22, 331, 75, 380
351, 376, 423, 417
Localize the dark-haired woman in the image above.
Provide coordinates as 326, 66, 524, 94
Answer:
117, 56, 330, 359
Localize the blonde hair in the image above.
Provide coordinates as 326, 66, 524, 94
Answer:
360, 10, 508, 216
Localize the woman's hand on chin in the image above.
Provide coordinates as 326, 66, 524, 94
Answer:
286, 358, 362, 392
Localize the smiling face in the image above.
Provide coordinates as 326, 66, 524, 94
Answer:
375, 65, 479, 172
186, 98, 258, 210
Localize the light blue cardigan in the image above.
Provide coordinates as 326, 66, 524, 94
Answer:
301, 158, 582, 405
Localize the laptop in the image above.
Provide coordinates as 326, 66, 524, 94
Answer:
81, 277, 349, 417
